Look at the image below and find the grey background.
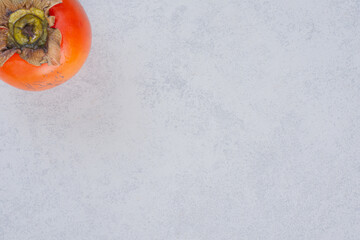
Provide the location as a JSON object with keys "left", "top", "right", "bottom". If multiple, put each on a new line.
{"left": 0, "top": 0, "right": 359, "bottom": 239}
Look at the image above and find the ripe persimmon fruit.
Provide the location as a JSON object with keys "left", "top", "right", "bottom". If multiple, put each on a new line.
{"left": 0, "top": 0, "right": 91, "bottom": 91}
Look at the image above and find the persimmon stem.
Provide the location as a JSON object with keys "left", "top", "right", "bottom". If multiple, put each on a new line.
{"left": 0, "top": 1, "right": 63, "bottom": 67}
{"left": 8, "top": 8, "right": 48, "bottom": 49}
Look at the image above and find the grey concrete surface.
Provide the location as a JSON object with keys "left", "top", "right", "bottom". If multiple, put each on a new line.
{"left": 0, "top": 0, "right": 360, "bottom": 239}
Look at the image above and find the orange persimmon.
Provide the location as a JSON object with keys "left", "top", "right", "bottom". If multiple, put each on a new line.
{"left": 0, "top": 0, "right": 91, "bottom": 91}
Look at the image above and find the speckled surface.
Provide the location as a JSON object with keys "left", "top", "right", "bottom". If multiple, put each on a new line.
{"left": 0, "top": 0, "right": 360, "bottom": 239}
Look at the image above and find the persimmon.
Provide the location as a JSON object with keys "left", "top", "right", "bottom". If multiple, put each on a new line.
{"left": 0, "top": 0, "right": 91, "bottom": 91}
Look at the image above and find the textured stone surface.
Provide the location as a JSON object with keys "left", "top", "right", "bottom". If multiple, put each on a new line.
{"left": 0, "top": 0, "right": 360, "bottom": 239}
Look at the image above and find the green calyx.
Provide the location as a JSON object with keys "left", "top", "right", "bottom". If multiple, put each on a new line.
{"left": 8, "top": 8, "right": 48, "bottom": 49}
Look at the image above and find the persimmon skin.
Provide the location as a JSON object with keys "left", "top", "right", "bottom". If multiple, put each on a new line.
{"left": 0, "top": 0, "right": 92, "bottom": 91}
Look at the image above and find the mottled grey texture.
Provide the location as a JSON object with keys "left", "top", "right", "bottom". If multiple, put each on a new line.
{"left": 0, "top": 0, "right": 359, "bottom": 239}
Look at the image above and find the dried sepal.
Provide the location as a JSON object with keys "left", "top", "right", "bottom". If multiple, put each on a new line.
{"left": 0, "top": 0, "right": 61, "bottom": 10}
{"left": 47, "top": 15, "right": 55, "bottom": 27}
{"left": 0, "top": 28, "right": 7, "bottom": 49}
{"left": 46, "top": 0, "right": 62, "bottom": 10}
{"left": 0, "top": 0, "right": 24, "bottom": 11}
{"left": 0, "top": 28, "right": 17, "bottom": 67}
{"left": 0, "top": 3, "right": 8, "bottom": 26}
{"left": 30, "top": 0, "right": 47, "bottom": 9}
{"left": 20, "top": 48, "right": 46, "bottom": 66}
{"left": 46, "top": 28, "right": 61, "bottom": 65}
{"left": 32, "top": 0, "right": 62, "bottom": 11}
{"left": 0, "top": 48, "right": 19, "bottom": 66}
